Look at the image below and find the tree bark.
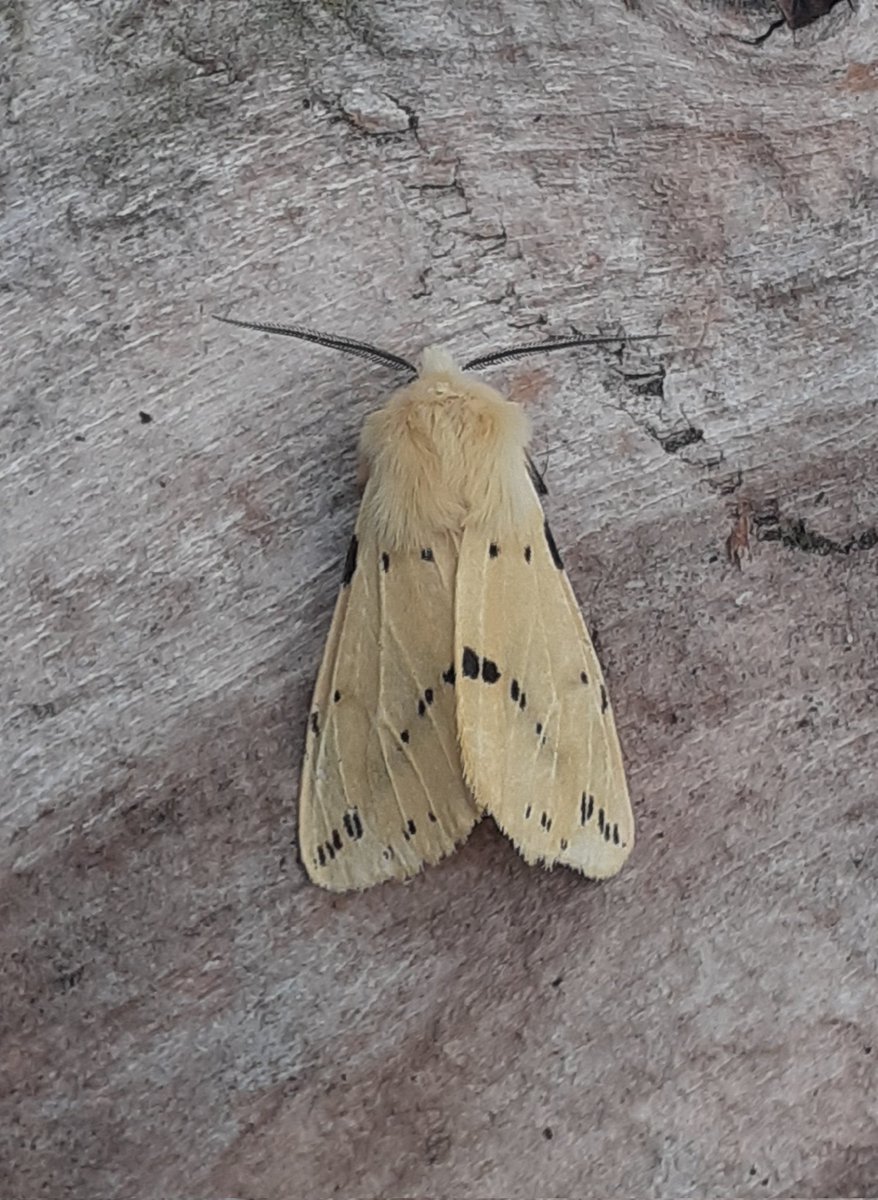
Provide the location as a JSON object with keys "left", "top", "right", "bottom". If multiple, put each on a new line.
{"left": 3, "top": 1, "right": 876, "bottom": 1197}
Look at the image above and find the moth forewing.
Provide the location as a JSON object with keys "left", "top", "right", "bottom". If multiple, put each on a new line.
{"left": 454, "top": 491, "right": 633, "bottom": 880}
{"left": 299, "top": 516, "right": 479, "bottom": 891}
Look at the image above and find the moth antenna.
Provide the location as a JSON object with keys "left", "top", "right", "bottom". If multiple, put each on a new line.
{"left": 214, "top": 315, "right": 418, "bottom": 377}
{"left": 463, "top": 333, "right": 662, "bottom": 372}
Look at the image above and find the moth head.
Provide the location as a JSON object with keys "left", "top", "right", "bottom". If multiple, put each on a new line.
{"left": 419, "top": 345, "right": 460, "bottom": 380}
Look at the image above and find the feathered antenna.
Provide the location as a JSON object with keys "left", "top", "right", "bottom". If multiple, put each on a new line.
{"left": 214, "top": 316, "right": 418, "bottom": 376}
{"left": 215, "top": 316, "right": 662, "bottom": 376}
{"left": 463, "top": 333, "right": 661, "bottom": 371}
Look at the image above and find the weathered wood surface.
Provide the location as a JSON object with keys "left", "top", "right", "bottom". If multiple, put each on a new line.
{"left": 3, "top": 1, "right": 877, "bottom": 1197}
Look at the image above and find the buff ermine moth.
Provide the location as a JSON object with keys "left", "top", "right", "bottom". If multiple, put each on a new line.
{"left": 217, "top": 316, "right": 636, "bottom": 891}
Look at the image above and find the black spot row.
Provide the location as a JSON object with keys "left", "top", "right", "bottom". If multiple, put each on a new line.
{"left": 344, "top": 534, "right": 462, "bottom": 585}
{"left": 596, "top": 804, "right": 622, "bottom": 845}
{"left": 489, "top": 541, "right": 533, "bottom": 564}
{"left": 544, "top": 520, "right": 564, "bottom": 570}
{"left": 462, "top": 647, "right": 501, "bottom": 684}
{"left": 578, "top": 793, "right": 621, "bottom": 845}
{"left": 523, "top": 805, "right": 554, "bottom": 833}
{"left": 509, "top": 679, "right": 527, "bottom": 710}
{"left": 343, "top": 809, "right": 364, "bottom": 840}
{"left": 316, "top": 808, "right": 364, "bottom": 868}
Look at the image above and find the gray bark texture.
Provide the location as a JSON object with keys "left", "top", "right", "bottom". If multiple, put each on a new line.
{"left": 3, "top": 0, "right": 877, "bottom": 1197}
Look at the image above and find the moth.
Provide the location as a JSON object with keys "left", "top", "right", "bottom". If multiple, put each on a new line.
{"left": 217, "top": 317, "right": 636, "bottom": 891}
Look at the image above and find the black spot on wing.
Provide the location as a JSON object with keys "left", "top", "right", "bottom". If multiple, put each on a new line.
{"left": 421, "top": 547, "right": 434, "bottom": 561}
{"left": 333, "top": 689, "right": 341, "bottom": 702}
{"left": 400, "top": 729, "right": 410, "bottom": 744}
{"left": 540, "top": 812, "right": 552, "bottom": 831}
{"left": 544, "top": 520, "right": 564, "bottom": 569}
{"left": 580, "top": 793, "right": 594, "bottom": 825}
{"left": 443, "top": 664, "right": 456, "bottom": 686}
{"left": 510, "top": 679, "right": 520, "bottom": 702}
{"left": 481, "top": 658, "right": 501, "bottom": 684}
{"left": 600, "top": 684, "right": 609, "bottom": 714}
{"left": 320, "top": 806, "right": 373, "bottom": 867}
{"left": 424, "top": 688, "right": 434, "bottom": 705}
{"left": 525, "top": 804, "right": 532, "bottom": 820}
{"left": 381, "top": 552, "right": 390, "bottom": 572}
{"left": 613, "top": 823, "right": 620, "bottom": 845}
{"left": 535, "top": 722, "right": 543, "bottom": 736}
{"left": 489, "top": 542, "right": 500, "bottom": 558}
{"left": 524, "top": 545, "right": 532, "bottom": 563}
{"left": 598, "top": 807, "right": 605, "bottom": 834}
{"left": 519, "top": 691, "right": 527, "bottom": 711}
{"left": 418, "top": 699, "right": 426, "bottom": 717}
{"left": 310, "top": 711, "right": 320, "bottom": 736}
{"left": 342, "top": 535, "right": 358, "bottom": 585}
{"left": 428, "top": 811, "right": 437, "bottom": 823}
{"left": 462, "top": 647, "right": 480, "bottom": 679}
{"left": 580, "top": 670, "right": 589, "bottom": 686}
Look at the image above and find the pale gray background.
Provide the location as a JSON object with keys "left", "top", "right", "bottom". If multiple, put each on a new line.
{"left": 2, "top": 1, "right": 877, "bottom": 1197}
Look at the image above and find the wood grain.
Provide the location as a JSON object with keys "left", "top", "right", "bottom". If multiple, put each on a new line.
{"left": 2, "top": 1, "right": 876, "bottom": 1196}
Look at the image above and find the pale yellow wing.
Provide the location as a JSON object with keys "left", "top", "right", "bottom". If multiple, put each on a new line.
{"left": 299, "top": 523, "right": 479, "bottom": 891}
{"left": 454, "top": 496, "right": 633, "bottom": 879}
